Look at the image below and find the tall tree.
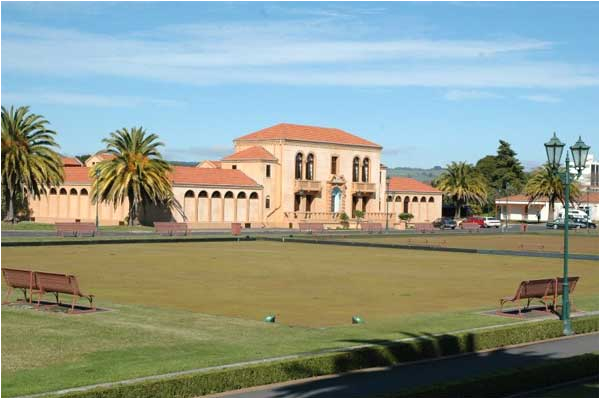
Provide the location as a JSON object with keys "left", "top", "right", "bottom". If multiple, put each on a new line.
{"left": 91, "top": 127, "right": 174, "bottom": 226}
{"left": 1, "top": 106, "right": 63, "bottom": 222}
{"left": 434, "top": 161, "right": 488, "bottom": 218}
{"left": 493, "top": 140, "right": 526, "bottom": 193}
{"left": 524, "top": 164, "right": 581, "bottom": 219}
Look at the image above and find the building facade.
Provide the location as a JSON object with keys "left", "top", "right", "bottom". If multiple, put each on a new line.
{"left": 27, "top": 123, "right": 443, "bottom": 228}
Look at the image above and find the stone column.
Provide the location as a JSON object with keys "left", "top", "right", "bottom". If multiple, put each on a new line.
{"left": 194, "top": 196, "right": 199, "bottom": 223}
{"left": 246, "top": 197, "right": 250, "bottom": 222}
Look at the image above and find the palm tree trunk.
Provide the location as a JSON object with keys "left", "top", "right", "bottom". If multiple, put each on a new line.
{"left": 128, "top": 196, "right": 136, "bottom": 227}
{"left": 455, "top": 198, "right": 462, "bottom": 218}
{"left": 4, "top": 188, "right": 15, "bottom": 223}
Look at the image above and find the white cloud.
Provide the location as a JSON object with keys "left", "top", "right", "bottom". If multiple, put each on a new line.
{"left": 520, "top": 94, "right": 562, "bottom": 103}
{"left": 444, "top": 90, "right": 503, "bottom": 101}
{"left": 1, "top": 91, "right": 185, "bottom": 108}
{"left": 1, "top": 22, "right": 596, "bottom": 89}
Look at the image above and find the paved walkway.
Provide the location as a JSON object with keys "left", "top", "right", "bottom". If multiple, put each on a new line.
{"left": 217, "top": 333, "right": 599, "bottom": 398}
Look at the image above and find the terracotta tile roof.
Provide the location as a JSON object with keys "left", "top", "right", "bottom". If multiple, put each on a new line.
{"left": 197, "top": 160, "right": 222, "bottom": 168}
{"left": 170, "top": 166, "right": 260, "bottom": 187}
{"left": 61, "top": 156, "right": 83, "bottom": 167}
{"left": 64, "top": 167, "right": 92, "bottom": 183}
{"left": 95, "top": 152, "right": 116, "bottom": 160}
{"left": 222, "top": 146, "right": 277, "bottom": 161}
{"left": 235, "top": 123, "right": 381, "bottom": 148}
{"left": 388, "top": 177, "right": 441, "bottom": 193}
{"left": 495, "top": 194, "right": 547, "bottom": 203}
{"left": 496, "top": 193, "right": 599, "bottom": 204}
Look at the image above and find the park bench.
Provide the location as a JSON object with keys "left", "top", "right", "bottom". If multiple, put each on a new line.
{"left": 407, "top": 238, "right": 447, "bottom": 247}
{"left": 361, "top": 222, "right": 383, "bottom": 233}
{"left": 553, "top": 276, "right": 580, "bottom": 312}
{"left": 231, "top": 223, "right": 242, "bottom": 236}
{"left": 414, "top": 223, "right": 435, "bottom": 233}
{"left": 55, "top": 222, "right": 97, "bottom": 237}
{"left": 154, "top": 222, "right": 188, "bottom": 236}
{"left": 35, "top": 271, "right": 95, "bottom": 313}
{"left": 2, "top": 268, "right": 38, "bottom": 304}
{"left": 499, "top": 278, "right": 556, "bottom": 315}
{"left": 461, "top": 222, "right": 481, "bottom": 232}
{"left": 298, "top": 223, "right": 324, "bottom": 234}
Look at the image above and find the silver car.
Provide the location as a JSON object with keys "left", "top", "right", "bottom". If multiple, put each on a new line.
{"left": 483, "top": 217, "right": 501, "bottom": 228}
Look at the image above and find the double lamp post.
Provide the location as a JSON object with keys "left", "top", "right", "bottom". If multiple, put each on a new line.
{"left": 543, "top": 133, "right": 590, "bottom": 336}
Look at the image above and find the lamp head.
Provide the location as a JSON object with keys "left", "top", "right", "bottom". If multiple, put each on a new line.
{"left": 569, "top": 136, "right": 590, "bottom": 173}
{"left": 544, "top": 132, "right": 565, "bottom": 169}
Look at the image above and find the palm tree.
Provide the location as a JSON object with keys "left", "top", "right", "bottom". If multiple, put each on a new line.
{"left": 435, "top": 161, "right": 488, "bottom": 218}
{"left": 524, "top": 164, "right": 581, "bottom": 220}
{"left": 91, "top": 127, "right": 173, "bottom": 226}
{"left": 1, "top": 106, "right": 63, "bottom": 223}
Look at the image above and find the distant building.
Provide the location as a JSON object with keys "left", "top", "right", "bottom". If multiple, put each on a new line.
{"left": 27, "top": 123, "right": 442, "bottom": 228}
{"left": 496, "top": 192, "right": 599, "bottom": 222}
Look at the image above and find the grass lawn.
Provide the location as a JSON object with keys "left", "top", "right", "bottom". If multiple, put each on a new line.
{"left": 527, "top": 378, "right": 599, "bottom": 397}
{"left": 1, "top": 241, "right": 598, "bottom": 396}
{"left": 1, "top": 221, "right": 154, "bottom": 232}
{"left": 325, "top": 232, "right": 599, "bottom": 255}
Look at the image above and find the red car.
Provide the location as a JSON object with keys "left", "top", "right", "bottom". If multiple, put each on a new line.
{"left": 463, "top": 216, "right": 485, "bottom": 228}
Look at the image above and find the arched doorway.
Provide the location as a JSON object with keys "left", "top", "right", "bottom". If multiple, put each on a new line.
{"left": 331, "top": 187, "right": 342, "bottom": 213}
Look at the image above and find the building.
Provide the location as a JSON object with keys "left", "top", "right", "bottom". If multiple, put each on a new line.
{"left": 27, "top": 123, "right": 443, "bottom": 228}
{"left": 496, "top": 193, "right": 599, "bottom": 223}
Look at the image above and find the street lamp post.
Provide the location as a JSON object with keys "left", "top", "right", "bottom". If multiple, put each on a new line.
{"left": 95, "top": 169, "right": 100, "bottom": 229}
{"left": 544, "top": 133, "right": 590, "bottom": 336}
{"left": 385, "top": 176, "right": 390, "bottom": 233}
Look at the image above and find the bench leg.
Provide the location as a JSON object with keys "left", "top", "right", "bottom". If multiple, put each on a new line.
{"left": 2, "top": 286, "right": 14, "bottom": 305}
{"left": 69, "top": 295, "right": 78, "bottom": 313}
{"left": 88, "top": 296, "right": 95, "bottom": 311}
{"left": 55, "top": 292, "right": 60, "bottom": 306}
{"left": 36, "top": 291, "right": 44, "bottom": 309}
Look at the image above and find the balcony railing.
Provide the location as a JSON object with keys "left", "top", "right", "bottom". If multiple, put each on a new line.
{"left": 294, "top": 180, "right": 322, "bottom": 193}
{"left": 352, "top": 182, "right": 377, "bottom": 193}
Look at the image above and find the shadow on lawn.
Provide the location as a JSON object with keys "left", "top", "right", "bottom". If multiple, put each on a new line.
{"left": 258, "top": 332, "right": 570, "bottom": 398}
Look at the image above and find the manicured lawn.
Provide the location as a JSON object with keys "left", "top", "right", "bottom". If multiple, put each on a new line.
{"left": 1, "top": 241, "right": 598, "bottom": 396}
{"left": 1, "top": 221, "right": 154, "bottom": 232}
{"left": 326, "top": 232, "right": 599, "bottom": 254}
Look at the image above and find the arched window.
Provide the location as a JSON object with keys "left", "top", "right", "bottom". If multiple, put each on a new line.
{"left": 386, "top": 195, "right": 393, "bottom": 202}
{"left": 49, "top": 188, "right": 57, "bottom": 195}
{"left": 211, "top": 191, "right": 221, "bottom": 198}
{"left": 69, "top": 188, "right": 78, "bottom": 195}
{"left": 306, "top": 153, "right": 314, "bottom": 180}
{"left": 198, "top": 191, "right": 208, "bottom": 198}
{"left": 403, "top": 197, "right": 409, "bottom": 213}
{"left": 80, "top": 188, "right": 88, "bottom": 195}
{"left": 249, "top": 192, "right": 259, "bottom": 199}
{"left": 295, "top": 153, "right": 303, "bottom": 180}
{"left": 352, "top": 157, "right": 360, "bottom": 182}
{"left": 420, "top": 196, "right": 427, "bottom": 202}
{"left": 237, "top": 192, "right": 246, "bottom": 199}
{"left": 184, "top": 190, "right": 194, "bottom": 198}
{"left": 395, "top": 196, "right": 402, "bottom": 203}
{"left": 265, "top": 196, "right": 271, "bottom": 209}
{"left": 362, "top": 158, "right": 370, "bottom": 182}
{"left": 224, "top": 191, "right": 234, "bottom": 199}
{"left": 428, "top": 197, "right": 435, "bottom": 202}
{"left": 412, "top": 196, "right": 419, "bottom": 202}
{"left": 59, "top": 188, "right": 67, "bottom": 195}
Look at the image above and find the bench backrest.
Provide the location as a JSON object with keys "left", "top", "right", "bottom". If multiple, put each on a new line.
{"left": 2, "top": 268, "right": 38, "bottom": 290}
{"left": 518, "top": 279, "right": 554, "bottom": 299}
{"left": 35, "top": 272, "right": 79, "bottom": 296}
{"left": 56, "top": 223, "right": 96, "bottom": 231}
{"left": 361, "top": 222, "right": 382, "bottom": 232}
{"left": 462, "top": 223, "right": 480, "bottom": 230}
{"left": 553, "top": 276, "right": 579, "bottom": 296}
{"left": 154, "top": 222, "right": 188, "bottom": 232}
{"left": 414, "top": 223, "right": 433, "bottom": 231}
{"left": 299, "top": 223, "right": 324, "bottom": 233}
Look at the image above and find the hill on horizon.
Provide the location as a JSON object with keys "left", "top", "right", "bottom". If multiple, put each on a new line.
{"left": 387, "top": 166, "right": 445, "bottom": 184}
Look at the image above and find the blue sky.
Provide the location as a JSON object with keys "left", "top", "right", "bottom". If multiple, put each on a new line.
{"left": 2, "top": 1, "right": 598, "bottom": 168}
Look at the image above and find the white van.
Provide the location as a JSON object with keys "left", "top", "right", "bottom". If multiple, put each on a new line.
{"left": 558, "top": 209, "right": 589, "bottom": 220}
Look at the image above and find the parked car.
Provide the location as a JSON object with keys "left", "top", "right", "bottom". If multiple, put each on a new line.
{"left": 546, "top": 218, "right": 588, "bottom": 230}
{"left": 432, "top": 217, "right": 457, "bottom": 230}
{"left": 572, "top": 217, "right": 597, "bottom": 229}
{"left": 482, "top": 216, "right": 501, "bottom": 228}
{"left": 463, "top": 216, "right": 485, "bottom": 228}
{"left": 558, "top": 209, "right": 589, "bottom": 220}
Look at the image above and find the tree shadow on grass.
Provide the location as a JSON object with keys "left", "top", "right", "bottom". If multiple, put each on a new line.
{"left": 243, "top": 332, "right": 589, "bottom": 398}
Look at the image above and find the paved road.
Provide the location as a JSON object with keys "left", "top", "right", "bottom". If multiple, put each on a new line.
{"left": 1, "top": 223, "right": 547, "bottom": 238}
{"left": 218, "top": 333, "right": 599, "bottom": 398}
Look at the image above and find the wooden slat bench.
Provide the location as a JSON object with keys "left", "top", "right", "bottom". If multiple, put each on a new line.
{"left": 154, "top": 222, "right": 188, "bottom": 236}
{"left": 518, "top": 243, "right": 545, "bottom": 251}
{"left": 35, "top": 272, "right": 95, "bottom": 313}
{"left": 461, "top": 222, "right": 481, "bottom": 232}
{"left": 361, "top": 222, "right": 383, "bottom": 233}
{"left": 500, "top": 278, "right": 556, "bottom": 315}
{"left": 231, "top": 223, "right": 242, "bottom": 236}
{"left": 298, "top": 223, "right": 325, "bottom": 234}
{"left": 55, "top": 222, "right": 97, "bottom": 237}
{"left": 414, "top": 223, "right": 435, "bottom": 233}
{"left": 499, "top": 276, "right": 580, "bottom": 316}
{"left": 2, "top": 268, "right": 38, "bottom": 304}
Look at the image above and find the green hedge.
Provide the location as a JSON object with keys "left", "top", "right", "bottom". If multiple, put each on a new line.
{"left": 396, "top": 353, "right": 599, "bottom": 397}
{"left": 62, "top": 316, "right": 598, "bottom": 398}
